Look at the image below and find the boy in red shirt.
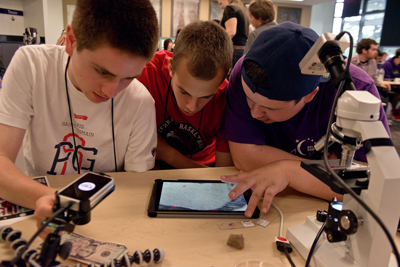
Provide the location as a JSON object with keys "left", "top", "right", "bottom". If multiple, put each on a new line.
{"left": 138, "top": 21, "right": 234, "bottom": 168}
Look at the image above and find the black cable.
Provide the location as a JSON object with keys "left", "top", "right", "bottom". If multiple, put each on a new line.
{"left": 322, "top": 31, "right": 400, "bottom": 266}
{"left": 111, "top": 99, "right": 117, "bottom": 172}
{"left": 65, "top": 57, "right": 117, "bottom": 173}
{"left": 65, "top": 57, "right": 81, "bottom": 174}
{"left": 283, "top": 247, "right": 296, "bottom": 267}
{"left": 9, "top": 201, "right": 74, "bottom": 265}
{"left": 305, "top": 221, "right": 326, "bottom": 267}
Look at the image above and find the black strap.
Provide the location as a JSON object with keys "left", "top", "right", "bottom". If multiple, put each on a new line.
{"left": 363, "top": 138, "right": 394, "bottom": 154}
{"left": 333, "top": 70, "right": 354, "bottom": 89}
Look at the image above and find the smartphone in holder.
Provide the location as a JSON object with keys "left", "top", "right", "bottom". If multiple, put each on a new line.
{"left": 56, "top": 172, "right": 115, "bottom": 219}
{"left": 147, "top": 179, "right": 260, "bottom": 219}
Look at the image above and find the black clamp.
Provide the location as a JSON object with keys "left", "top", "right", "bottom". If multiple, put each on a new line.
{"left": 363, "top": 138, "right": 394, "bottom": 154}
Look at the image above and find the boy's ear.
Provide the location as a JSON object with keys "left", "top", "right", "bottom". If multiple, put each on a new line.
{"left": 65, "top": 25, "right": 76, "bottom": 56}
{"left": 167, "top": 57, "right": 173, "bottom": 77}
{"left": 303, "top": 87, "right": 319, "bottom": 103}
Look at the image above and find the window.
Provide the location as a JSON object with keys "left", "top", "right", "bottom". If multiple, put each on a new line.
{"left": 362, "top": 13, "right": 384, "bottom": 42}
{"left": 332, "top": 0, "right": 387, "bottom": 57}
{"left": 332, "top": 0, "right": 344, "bottom": 34}
{"left": 365, "top": 0, "right": 386, "bottom": 12}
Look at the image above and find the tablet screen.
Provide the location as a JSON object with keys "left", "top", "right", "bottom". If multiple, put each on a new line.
{"left": 159, "top": 181, "right": 247, "bottom": 212}
{"left": 148, "top": 179, "right": 260, "bottom": 218}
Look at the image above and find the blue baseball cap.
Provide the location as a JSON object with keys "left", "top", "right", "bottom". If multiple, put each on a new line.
{"left": 241, "top": 22, "right": 322, "bottom": 101}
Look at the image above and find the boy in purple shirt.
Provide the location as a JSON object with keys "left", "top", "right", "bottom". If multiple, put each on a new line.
{"left": 381, "top": 48, "right": 400, "bottom": 120}
{"left": 220, "top": 22, "right": 390, "bottom": 218}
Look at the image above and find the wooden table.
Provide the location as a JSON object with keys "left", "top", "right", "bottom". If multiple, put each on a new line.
{"left": 0, "top": 167, "right": 398, "bottom": 266}
{"left": 384, "top": 80, "right": 400, "bottom": 92}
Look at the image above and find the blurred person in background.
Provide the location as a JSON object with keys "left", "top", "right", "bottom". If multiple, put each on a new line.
{"left": 381, "top": 48, "right": 400, "bottom": 120}
{"left": 163, "top": 38, "right": 173, "bottom": 52}
{"left": 218, "top": 0, "right": 249, "bottom": 78}
{"left": 244, "top": 0, "right": 276, "bottom": 54}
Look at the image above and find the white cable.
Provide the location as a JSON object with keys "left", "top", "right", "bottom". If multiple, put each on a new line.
{"left": 271, "top": 202, "right": 283, "bottom": 237}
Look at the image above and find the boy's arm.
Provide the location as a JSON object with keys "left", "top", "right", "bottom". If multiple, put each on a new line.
{"left": 215, "top": 132, "right": 233, "bottom": 167}
{"left": 0, "top": 123, "right": 55, "bottom": 209}
{"left": 229, "top": 141, "right": 301, "bottom": 171}
{"left": 215, "top": 151, "right": 234, "bottom": 167}
{"left": 156, "top": 135, "right": 207, "bottom": 168}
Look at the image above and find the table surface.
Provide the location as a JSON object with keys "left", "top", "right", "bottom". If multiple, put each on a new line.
{"left": 383, "top": 80, "right": 400, "bottom": 86}
{"left": 0, "top": 167, "right": 399, "bottom": 266}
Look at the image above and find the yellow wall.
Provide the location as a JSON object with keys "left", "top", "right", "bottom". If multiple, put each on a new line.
{"left": 161, "top": 0, "right": 171, "bottom": 37}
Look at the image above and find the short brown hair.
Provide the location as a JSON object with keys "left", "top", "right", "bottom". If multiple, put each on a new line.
{"left": 356, "top": 38, "right": 378, "bottom": 55}
{"left": 172, "top": 21, "right": 233, "bottom": 80}
{"left": 249, "top": 0, "right": 275, "bottom": 23}
{"left": 72, "top": 0, "right": 159, "bottom": 60}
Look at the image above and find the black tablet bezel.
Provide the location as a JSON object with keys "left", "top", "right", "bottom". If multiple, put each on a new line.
{"left": 147, "top": 179, "right": 260, "bottom": 219}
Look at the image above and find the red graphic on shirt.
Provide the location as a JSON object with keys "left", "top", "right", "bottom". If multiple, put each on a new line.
{"left": 74, "top": 114, "right": 88, "bottom": 120}
{"left": 61, "top": 133, "right": 85, "bottom": 174}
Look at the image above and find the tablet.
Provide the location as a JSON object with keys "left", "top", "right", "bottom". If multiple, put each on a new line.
{"left": 147, "top": 179, "right": 260, "bottom": 218}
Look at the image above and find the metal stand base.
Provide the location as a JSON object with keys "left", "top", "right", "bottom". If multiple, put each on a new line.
{"left": 286, "top": 216, "right": 397, "bottom": 267}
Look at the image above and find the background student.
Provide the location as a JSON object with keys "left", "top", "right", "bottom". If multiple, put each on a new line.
{"left": 351, "top": 38, "right": 391, "bottom": 91}
{"left": 0, "top": 0, "right": 159, "bottom": 212}
{"left": 381, "top": 48, "right": 400, "bottom": 120}
{"left": 244, "top": 0, "right": 276, "bottom": 54}
{"left": 219, "top": 22, "right": 390, "bottom": 217}
{"left": 138, "top": 21, "right": 234, "bottom": 169}
{"left": 218, "top": 0, "right": 249, "bottom": 77}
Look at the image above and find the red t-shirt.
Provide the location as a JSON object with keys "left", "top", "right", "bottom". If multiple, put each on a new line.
{"left": 137, "top": 50, "right": 229, "bottom": 166}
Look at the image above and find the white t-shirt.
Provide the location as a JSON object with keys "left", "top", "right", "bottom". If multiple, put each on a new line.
{"left": 0, "top": 45, "right": 157, "bottom": 176}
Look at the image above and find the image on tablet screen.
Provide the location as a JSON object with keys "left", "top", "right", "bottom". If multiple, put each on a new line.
{"left": 158, "top": 182, "right": 247, "bottom": 212}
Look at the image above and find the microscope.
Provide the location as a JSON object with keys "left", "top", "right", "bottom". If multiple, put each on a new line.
{"left": 286, "top": 33, "right": 400, "bottom": 267}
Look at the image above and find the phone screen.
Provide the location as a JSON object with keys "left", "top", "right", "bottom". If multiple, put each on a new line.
{"left": 58, "top": 173, "right": 112, "bottom": 200}
{"left": 158, "top": 181, "right": 247, "bottom": 212}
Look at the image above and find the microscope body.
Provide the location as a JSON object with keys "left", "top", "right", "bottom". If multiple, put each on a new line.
{"left": 336, "top": 90, "right": 400, "bottom": 267}
{"left": 287, "top": 90, "right": 400, "bottom": 267}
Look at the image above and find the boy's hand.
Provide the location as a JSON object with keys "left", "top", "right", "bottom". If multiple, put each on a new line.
{"left": 34, "top": 194, "right": 56, "bottom": 239}
{"left": 220, "top": 160, "right": 290, "bottom": 218}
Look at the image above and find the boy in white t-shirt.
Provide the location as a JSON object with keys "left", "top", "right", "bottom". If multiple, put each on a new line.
{"left": 0, "top": 0, "right": 159, "bottom": 217}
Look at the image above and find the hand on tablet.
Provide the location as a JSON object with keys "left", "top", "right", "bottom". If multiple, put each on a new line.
{"left": 220, "top": 160, "right": 290, "bottom": 218}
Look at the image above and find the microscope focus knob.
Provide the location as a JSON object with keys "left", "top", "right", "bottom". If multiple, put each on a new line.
{"left": 326, "top": 230, "right": 347, "bottom": 243}
{"left": 338, "top": 210, "right": 362, "bottom": 235}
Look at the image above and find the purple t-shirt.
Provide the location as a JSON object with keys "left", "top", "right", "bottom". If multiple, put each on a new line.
{"left": 221, "top": 56, "right": 391, "bottom": 162}
{"left": 381, "top": 57, "right": 400, "bottom": 78}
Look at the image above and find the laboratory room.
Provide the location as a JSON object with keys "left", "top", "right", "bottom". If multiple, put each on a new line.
{"left": 0, "top": 0, "right": 400, "bottom": 266}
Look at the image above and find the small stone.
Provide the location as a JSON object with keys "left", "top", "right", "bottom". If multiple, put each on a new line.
{"left": 227, "top": 234, "right": 244, "bottom": 249}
